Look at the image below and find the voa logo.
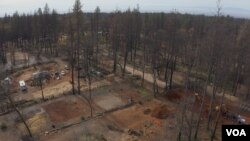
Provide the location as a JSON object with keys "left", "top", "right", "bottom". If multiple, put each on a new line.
{"left": 226, "top": 129, "right": 246, "bottom": 136}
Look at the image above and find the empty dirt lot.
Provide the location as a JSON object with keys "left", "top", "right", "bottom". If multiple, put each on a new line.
{"left": 1, "top": 59, "right": 250, "bottom": 141}
{"left": 39, "top": 99, "right": 178, "bottom": 141}
{"left": 43, "top": 98, "right": 91, "bottom": 124}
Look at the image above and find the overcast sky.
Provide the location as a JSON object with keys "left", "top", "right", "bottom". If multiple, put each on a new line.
{"left": 1, "top": 0, "right": 250, "bottom": 18}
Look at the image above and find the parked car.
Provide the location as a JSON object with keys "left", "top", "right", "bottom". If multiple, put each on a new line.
{"left": 61, "top": 70, "right": 66, "bottom": 76}
{"left": 64, "top": 65, "right": 69, "bottom": 70}
{"left": 54, "top": 72, "right": 60, "bottom": 80}
{"left": 3, "top": 77, "right": 12, "bottom": 85}
{"left": 19, "top": 80, "right": 27, "bottom": 91}
{"left": 237, "top": 115, "right": 246, "bottom": 124}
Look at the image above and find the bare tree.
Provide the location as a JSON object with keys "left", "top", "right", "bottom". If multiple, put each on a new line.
{"left": 110, "top": 11, "right": 121, "bottom": 73}
{"left": 1, "top": 83, "right": 33, "bottom": 138}
{"left": 68, "top": 15, "right": 76, "bottom": 95}
{"left": 92, "top": 6, "right": 100, "bottom": 65}
{"left": 72, "top": 0, "right": 84, "bottom": 95}
{"left": 39, "top": 77, "right": 45, "bottom": 101}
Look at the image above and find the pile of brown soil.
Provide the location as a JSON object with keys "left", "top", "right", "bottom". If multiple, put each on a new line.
{"left": 151, "top": 104, "right": 172, "bottom": 119}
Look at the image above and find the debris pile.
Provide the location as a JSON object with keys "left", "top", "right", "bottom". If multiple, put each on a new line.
{"left": 128, "top": 129, "right": 143, "bottom": 137}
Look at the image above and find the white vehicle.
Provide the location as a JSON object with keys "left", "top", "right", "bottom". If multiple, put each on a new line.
{"left": 4, "top": 77, "right": 12, "bottom": 85}
{"left": 61, "top": 71, "right": 65, "bottom": 76}
{"left": 237, "top": 115, "right": 246, "bottom": 124}
{"left": 64, "top": 65, "right": 69, "bottom": 70}
{"left": 19, "top": 80, "right": 27, "bottom": 91}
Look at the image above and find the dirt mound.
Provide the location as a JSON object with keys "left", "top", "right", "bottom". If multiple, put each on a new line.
{"left": 151, "top": 104, "right": 172, "bottom": 119}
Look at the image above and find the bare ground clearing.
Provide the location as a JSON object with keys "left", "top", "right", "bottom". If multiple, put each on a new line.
{"left": 1, "top": 54, "right": 250, "bottom": 141}
{"left": 95, "top": 94, "right": 124, "bottom": 111}
{"left": 43, "top": 98, "right": 90, "bottom": 124}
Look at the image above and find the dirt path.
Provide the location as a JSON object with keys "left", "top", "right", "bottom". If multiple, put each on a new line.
{"left": 125, "top": 65, "right": 165, "bottom": 88}
{"left": 125, "top": 64, "right": 239, "bottom": 103}
{"left": 125, "top": 64, "right": 184, "bottom": 88}
{"left": 13, "top": 79, "right": 112, "bottom": 102}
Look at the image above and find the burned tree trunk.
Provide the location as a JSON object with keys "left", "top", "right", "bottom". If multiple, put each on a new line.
{"left": 1, "top": 85, "right": 33, "bottom": 138}
{"left": 39, "top": 78, "right": 45, "bottom": 101}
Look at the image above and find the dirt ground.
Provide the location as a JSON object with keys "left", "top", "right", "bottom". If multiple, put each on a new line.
{"left": 39, "top": 99, "right": 177, "bottom": 141}
{"left": 109, "top": 99, "right": 173, "bottom": 130}
{"left": 11, "top": 61, "right": 68, "bottom": 90}
{"left": 2, "top": 52, "right": 250, "bottom": 141}
{"left": 95, "top": 94, "right": 124, "bottom": 111}
{"left": 2, "top": 78, "right": 249, "bottom": 141}
{"left": 9, "top": 60, "right": 114, "bottom": 102}
{"left": 151, "top": 104, "right": 174, "bottom": 119}
{"left": 43, "top": 98, "right": 91, "bottom": 124}
{"left": 37, "top": 77, "right": 250, "bottom": 141}
{"left": 17, "top": 113, "right": 50, "bottom": 135}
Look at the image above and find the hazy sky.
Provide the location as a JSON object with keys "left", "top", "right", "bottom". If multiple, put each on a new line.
{"left": 1, "top": 0, "right": 250, "bottom": 18}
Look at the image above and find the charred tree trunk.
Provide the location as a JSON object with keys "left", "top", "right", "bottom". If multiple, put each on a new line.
{"left": 39, "top": 78, "right": 45, "bottom": 101}
{"left": 169, "top": 56, "right": 177, "bottom": 89}
{"left": 71, "top": 43, "right": 75, "bottom": 95}
{"left": 112, "top": 37, "right": 119, "bottom": 73}
{"left": 194, "top": 68, "right": 212, "bottom": 140}
{"left": 87, "top": 73, "right": 93, "bottom": 117}
{"left": 77, "top": 34, "right": 81, "bottom": 95}
{"left": 164, "top": 54, "right": 170, "bottom": 91}
{"left": 232, "top": 68, "right": 241, "bottom": 96}
{"left": 122, "top": 44, "right": 129, "bottom": 77}
{"left": 141, "top": 42, "right": 146, "bottom": 86}
{"left": 4, "top": 90, "right": 33, "bottom": 138}
{"left": 207, "top": 85, "right": 217, "bottom": 130}
{"left": 211, "top": 90, "right": 225, "bottom": 141}
{"left": 152, "top": 68, "right": 158, "bottom": 97}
